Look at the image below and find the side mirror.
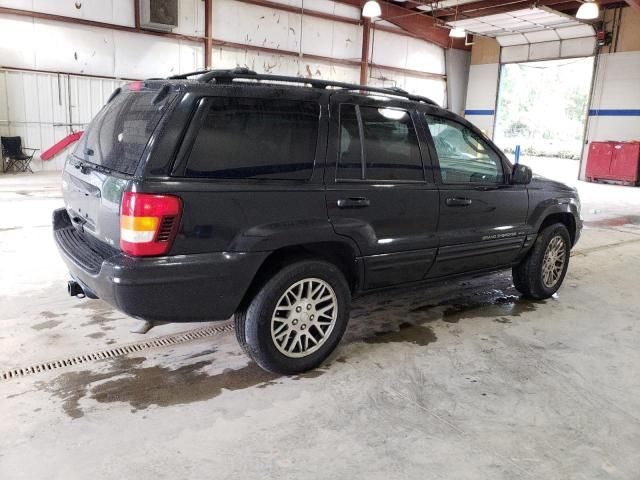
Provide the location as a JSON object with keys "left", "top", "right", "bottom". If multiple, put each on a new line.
{"left": 511, "top": 164, "right": 532, "bottom": 185}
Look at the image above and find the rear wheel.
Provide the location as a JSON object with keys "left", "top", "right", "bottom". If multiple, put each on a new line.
{"left": 512, "top": 223, "right": 571, "bottom": 300}
{"left": 235, "top": 260, "right": 351, "bottom": 374}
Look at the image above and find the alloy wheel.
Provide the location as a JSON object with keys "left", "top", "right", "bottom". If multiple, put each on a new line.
{"left": 542, "top": 235, "right": 566, "bottom": 288}
{"left": 270, "top": 278, "right": 338, "bottom": 358}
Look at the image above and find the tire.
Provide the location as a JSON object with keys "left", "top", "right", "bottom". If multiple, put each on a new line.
{"left": 512, "top": 222, "right": 571, "bottom": 300}
{"left": 234, "top": 259, "right": 351, "bottom": 375}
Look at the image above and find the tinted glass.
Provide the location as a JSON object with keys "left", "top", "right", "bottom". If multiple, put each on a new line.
{"left": 185, "top": 98, "right": 319, "bottom": 180}
{"left": 74, "top": 91, "right": 173, "bottom": 176}
{"left": 360, "top": 107, "right": 424, "bottom": 182}
{"left": 424, "top": 115, "right": 503, "bottom": 185}
{"left": 337, "top": 104, "right": 363, "bottom": 180}
{"left": 337, "top": 105, "right": 424, "bottom": 182}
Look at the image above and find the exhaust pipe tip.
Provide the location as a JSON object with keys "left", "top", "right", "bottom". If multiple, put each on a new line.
{"left": 67, "top": 280, "right": 85, "bottom": 298}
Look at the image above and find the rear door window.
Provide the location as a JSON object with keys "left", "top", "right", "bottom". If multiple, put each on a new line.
{"left": 74, "top": 91, "right": 173, "bottom": 175}
{"left": 337, "top": 104, "right": 424, "bottom": 182}
{"left": 185, "top": 97, "right": 320, "bottom": 180}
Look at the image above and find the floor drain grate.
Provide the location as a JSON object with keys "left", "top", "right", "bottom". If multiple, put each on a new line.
{"left": 1, "top": 322, "right": 234, "bottom": 381}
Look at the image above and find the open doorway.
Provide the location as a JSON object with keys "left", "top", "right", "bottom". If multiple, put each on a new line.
{"left": 494, "top": 57, "right": 595, "bottom": 183}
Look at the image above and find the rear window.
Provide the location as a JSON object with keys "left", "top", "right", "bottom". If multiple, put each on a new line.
{"left": 184, "top": 97, "right": 319, "bottom": 180}
{"left": 73, "top": 90, "right": 173, "bottom": 175}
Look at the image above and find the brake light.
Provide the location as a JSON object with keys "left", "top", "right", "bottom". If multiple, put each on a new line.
{"left": 120, "top": 192, "right": 182, "bottom": 256}
{"left": 128, "top": 81, "right": 144, "bottom": 91}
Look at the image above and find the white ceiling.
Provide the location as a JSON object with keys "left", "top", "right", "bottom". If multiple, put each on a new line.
{"left": 446, "top": 7, "right": 595, "bottom": 46}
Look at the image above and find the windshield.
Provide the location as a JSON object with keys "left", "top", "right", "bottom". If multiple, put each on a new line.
{"left": 73, "top": 90, "right": 174, "bottom": 175}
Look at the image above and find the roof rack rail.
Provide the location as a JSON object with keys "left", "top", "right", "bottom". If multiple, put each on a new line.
{"left": 167, "top": 69, "right": 214, "bottom": 80}
{"left": 171, "top": 68, "right": 438, "bottom": 106}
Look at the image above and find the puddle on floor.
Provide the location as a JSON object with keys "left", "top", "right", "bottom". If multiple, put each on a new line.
{"left": 346, "top": 281, "right": 541, "bottom": 346}
{"left": 31, "top": 319, "right": 63, "bottom": 331}
{"left": 85, "top": 332, "right": 106, "bottom": 339}
{"left": 39, "top": 274, "right": 543, "bottom": 418}
{"left": 41, "top": 356, "right": 282, "bottom": 418}
{"left": 585, "top": 215, "right": 640, "bottom": 228}
{"left": 363, "top": 323, "right": 437, "bottom": 346}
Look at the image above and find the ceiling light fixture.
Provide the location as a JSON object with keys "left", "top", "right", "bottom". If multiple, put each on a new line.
{"left": 576, "top": 0, "right": 599, "bottom": 20}
{"left": 362, "top": 0, "right": 382, "bottom": 19}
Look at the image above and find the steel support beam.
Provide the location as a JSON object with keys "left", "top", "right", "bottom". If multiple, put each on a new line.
{"left": 211, "top": 38, "right": 445, "bottom": 79}
{"left": 134, "top": 0, "right": 140, "bottom": 29}
{"left": 334, "top": 0, "right": 457, "bottom": 49}
{"left": 204, "top": 0, "right": 212, "bottom": 68}
{"left": 235, "top": 0, "right": 360, "bottom": 25}
{"left": 360, "top": 18, "right": 371, "bottom": 85}
{"left": 625, "top": 0, "right": 640, "bottom": 10}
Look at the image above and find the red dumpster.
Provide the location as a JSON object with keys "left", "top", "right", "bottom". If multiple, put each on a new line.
{"left": 586, "top": 141, "right": 640, "bottom": 186}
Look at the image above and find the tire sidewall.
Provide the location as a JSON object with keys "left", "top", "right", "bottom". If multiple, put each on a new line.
{"left": 532, "top": 224, "right": 571, "bottom": 297}
{"left": 244, "top": 260, "right": 350, "bottom": 374}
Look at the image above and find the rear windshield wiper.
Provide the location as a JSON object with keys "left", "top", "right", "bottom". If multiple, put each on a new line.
{"left": 73, "top": 158, "right": 113, "bottom": 175}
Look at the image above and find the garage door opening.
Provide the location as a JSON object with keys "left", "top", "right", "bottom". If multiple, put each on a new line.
{"left": 494, "top": 57, "right": 595, "bottom": 179}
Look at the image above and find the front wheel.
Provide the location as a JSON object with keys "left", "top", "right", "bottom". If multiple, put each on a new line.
{"left": 513, "top": 223, "right": 571, "bottom": 300}
{"left": 235, "top": 260, "right": 351, "bottom": 374}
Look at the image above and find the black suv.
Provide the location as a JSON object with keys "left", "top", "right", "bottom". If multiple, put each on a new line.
{"left": 54, "top": 69, "right": 582, "bottom": 374}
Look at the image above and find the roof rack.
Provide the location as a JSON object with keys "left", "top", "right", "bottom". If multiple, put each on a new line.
{"left": 165, "top": 67, "right": 439, "bottom": 106}
{"left": 167, "top": 69, "right": 213, "bottom": 79}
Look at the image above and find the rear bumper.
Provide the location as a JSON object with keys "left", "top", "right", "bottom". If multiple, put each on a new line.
{"left": 53, "top": 208, "right": 267, "bottom": 322}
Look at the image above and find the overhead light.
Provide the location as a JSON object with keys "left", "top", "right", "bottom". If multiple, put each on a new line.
{"left": 362, "top": 0, "right": 382, "bottom": 18}
{"left": 576, "top": 1, "right": 599, "bottom": 20}
{"left": 449, "top": 27, "right": 466, "bottom": 38}
{"left": 378, "top": 108, "right": 407, "bottom": 120}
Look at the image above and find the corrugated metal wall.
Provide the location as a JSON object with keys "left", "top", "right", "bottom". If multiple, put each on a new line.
{"left": 0, "top": 69, "right": 124, "bottom": 171}
{"left": 211, "top": 0, "right": 447, "bottom": 104}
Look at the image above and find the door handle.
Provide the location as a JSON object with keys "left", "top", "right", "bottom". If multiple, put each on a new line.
{"left": 445, "top": 197, "right": 472, "bottom": 207}
{"left": 336, "top": 197, "right": 370, "bottom": 208}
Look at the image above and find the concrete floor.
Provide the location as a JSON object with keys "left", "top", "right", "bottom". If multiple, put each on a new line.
{"left": 1, "top": 160, "right": 640, "bottom": 479}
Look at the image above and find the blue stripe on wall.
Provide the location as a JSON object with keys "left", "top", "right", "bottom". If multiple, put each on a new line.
{"left": 464, "top": 109, "right": 495, "bottom": 116}
{"left": 589, "top": 109, "right": 640, "bottom": 116}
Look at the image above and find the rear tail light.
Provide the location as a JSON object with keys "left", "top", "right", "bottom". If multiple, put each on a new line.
{"left": 120, "top": 192, "right": 182, "bottom": 256}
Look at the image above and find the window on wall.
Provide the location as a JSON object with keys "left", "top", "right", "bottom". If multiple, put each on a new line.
{"left": 424, "top": 115, "right": 504, "bottom": 185}
{"left": 185, "top": 97, "right": 319, "bottom": 180}
{"left": 337, "top": 105, "right": 424, "bottom": 182}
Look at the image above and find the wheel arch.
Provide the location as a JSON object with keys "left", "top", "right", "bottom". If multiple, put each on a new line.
{"left": 538, "top": 212, "right": 577, "bottom": 245}
{"left": 238, "top": 240, "right": 362, "bottom": 311}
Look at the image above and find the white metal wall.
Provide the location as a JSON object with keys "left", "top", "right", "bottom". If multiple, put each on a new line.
{"left": 464, "top": 63, "right": 500, "bottom": 136}
{"left": 445, "top": 48, "right": 471, "bottom": 116}
{"left": 0, "top": 0, "right": 204, "bottom": 33}
{"left": 579, "top": 50, "right": 640, "bottom": 178}
{"left": 0, "top": 69, "right": 124, "bottom": 171}
{"left": 0, "top": 14, "right": 204, "bottom": 79}
{"left": 212, "top": 0, "right": 447, "bottom": 105}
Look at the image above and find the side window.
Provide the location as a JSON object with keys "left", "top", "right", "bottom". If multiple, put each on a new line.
{"left": 185, "top": 97, "right": 319, "bottom": 180}
{"left": 337, "top": 105, "right": 424, "bottom": 182}
{"left": 424, "top": 115, "right": 503, "bottom": 185}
